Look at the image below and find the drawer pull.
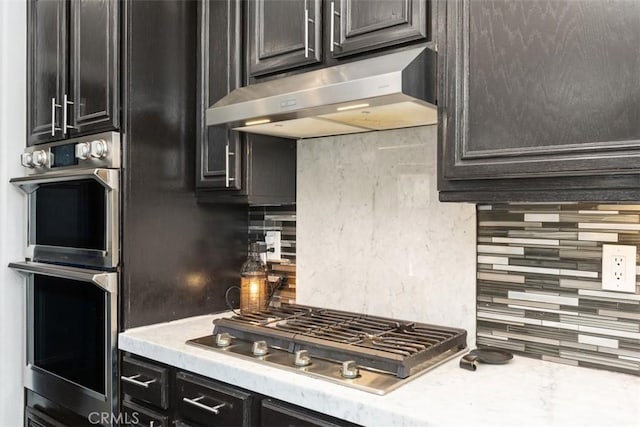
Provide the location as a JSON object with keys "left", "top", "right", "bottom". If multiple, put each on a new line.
{"left": 121, "top": 374, "right": 157, "bottom": 388}
{"left": 182, "top": 396, "right": 226, "bottom": 414}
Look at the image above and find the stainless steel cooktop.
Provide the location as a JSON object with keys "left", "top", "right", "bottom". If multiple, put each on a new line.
{"left": 187, "top": 304, "right": 467, "bottom": 395}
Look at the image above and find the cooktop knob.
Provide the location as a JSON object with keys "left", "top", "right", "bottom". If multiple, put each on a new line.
{"left": 252, "top": 340, "right": 268, "bottom": 356}
{"left": 75, "top": 142, "right": 91, "bottom": 160}
{"left": 215, "top": 332, "right": 232, "bottom": 347}
{"left": 341, "top": 360, "right": 359, "bottom": 379}
{"left": 31, "top": 150, "right": 48, "bottom": 167}
{"left": 90, "top": 139, "right": 108, "bottom": 159}
{"left": 294, "top": 350, "right": 311, "bottom": 367}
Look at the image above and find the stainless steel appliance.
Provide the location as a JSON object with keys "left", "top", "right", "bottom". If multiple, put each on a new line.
{"left": 206, "top": 45, "right": 437, "bottom": 139}
{"left": 10, "top": 131, "right": 120, "bottom": 270}
{"left": 188, "top": 304, "right": 467, "bottom": 395}
{"left": 9, "top": 131, "right": 121, "bottom": 425}
{"left": 9, "top": 261, "right": 118, "bottom": 421}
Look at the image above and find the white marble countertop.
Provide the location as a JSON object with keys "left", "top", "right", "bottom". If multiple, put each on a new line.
{"left": 119, "top": 313, "right": 640, "bottom": 427}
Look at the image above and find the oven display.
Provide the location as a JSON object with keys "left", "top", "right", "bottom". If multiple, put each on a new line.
{"left": 51, "top": 144, "right": 78, "bottom": 168}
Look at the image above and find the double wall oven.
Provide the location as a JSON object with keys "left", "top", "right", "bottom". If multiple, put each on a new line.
{"left": 10, "top": 131, "right": 120, "bottom": 424}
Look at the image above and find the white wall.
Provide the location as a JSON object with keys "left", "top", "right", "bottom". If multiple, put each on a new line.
{"left": 0, "top": 0, "right": 27, "bottom": 424}
{"left": 297, "top": 125, "right": 477, "bottom": 343}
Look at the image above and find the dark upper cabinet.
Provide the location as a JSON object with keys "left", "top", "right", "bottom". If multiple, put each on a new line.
{"left": 248, "top": 0, "right": 429, "bottom": 79}
{"left": 27, "top": 0, "right": 119, "bottom": 146}
{"left": 197, "top": 0, "right": 296, "bottom": 203}
{"left": 27, "top": 0, "right": 67, "bottom": 145}
{"left": 438, "top": 0, "right": 640, "bottom": 202}
{"left": 68, "top": 0, "right": 119, "bottom": 136}
{"left": 248, "top": 0, "right": 322, "bottom": 77}
{"left": 197, "top": 0, "right": 242, "bottom": 190}
{"left": 329, "top": 0, "right": 428, "bottom": 58}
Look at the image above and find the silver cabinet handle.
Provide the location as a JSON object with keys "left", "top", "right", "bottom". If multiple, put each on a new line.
{"left": 182, "top": 396, "right": 226, "bottom": 415}
{"left": 224, "top": 143, "right": 235, "bottom": 188}
{"left": 304, "top": 8, "right": 309, "bottom": 58}
{"left": 63, "top": 94, "right": 77, "bottom": 135}
{"left": 304, "top": 7, "right": 315, "bottom": 58}
{"left": 330, "top": 1, "right": 341, "bottom": 52}
{"left": 50, "top": 98, "right": 62, "bottom": 136}
{"left": 121, "top": 374, "right": 157, "bottom": 388}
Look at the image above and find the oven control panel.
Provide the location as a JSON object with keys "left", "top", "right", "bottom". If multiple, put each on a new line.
{"left": 21, "top": 131, "right": 120, "bottom": 173}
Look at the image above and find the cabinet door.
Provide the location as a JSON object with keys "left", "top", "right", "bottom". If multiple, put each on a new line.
{"left": 24, "top": 407, "right": 65, "bottom": 427}
{"left": 175, "top": 371, "right": 258, "bottom": 427}
{"left": 197, "top": 0, "right": 242, "bottom": 190}
{"left": 27, "top": 0, "right": 67, "bottom": 146}
{"left": 248, "top": 0, "right": 322, "bottom": 77}
{"left": 329, "top": 0, "right": 428, "bottom": 58}
{"left": 122, "top": 400, "right": 170, "bottom": 427}
{"left": 261, "top": 399, "right": 359, "bottom": 427}
{"left": 440, "top": 0, "right": 640, "bottom": 185}
{"left": 68, "top": 0, "right": 119, "bottom": 136}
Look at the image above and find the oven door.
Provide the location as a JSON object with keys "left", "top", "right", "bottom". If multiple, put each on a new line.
{"left": 11, "top": 169, "right": 119, "bottom": 269}
{"left": 9, "top": 261, "right": 118, "bottom": 422}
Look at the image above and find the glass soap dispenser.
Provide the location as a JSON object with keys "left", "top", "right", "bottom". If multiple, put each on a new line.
{"left": 240, "top": 242, "right": 268, "bottom": 314}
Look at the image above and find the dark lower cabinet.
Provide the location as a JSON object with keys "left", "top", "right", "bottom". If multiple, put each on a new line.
{"left": 120, "top": 353, "right": 361, "bottom": 427}
{"left": 121, "top": 355, "right": 170, "bottom": 411}
{"left": 122, "top": 400, "right": 169, "bottom": 427}
{"left": 261, "top": 399, "right": 359, "bottom": 427}
{"left": 438, "top": 0, "right": 640, "bottom": 202}
{"left": 175, "top": 371, "right": 259, "bottom": 427}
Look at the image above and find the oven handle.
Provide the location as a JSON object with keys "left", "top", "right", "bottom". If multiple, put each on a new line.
{"left": 10, "top": 168, "right": 119, "bottom": 193}
{"left": 8, "top": 261, "right": 117, "bottom": 293}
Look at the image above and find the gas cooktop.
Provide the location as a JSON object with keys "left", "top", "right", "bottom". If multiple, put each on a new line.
{"left": 187, "top": 304, "right": 467, "bottom": 395}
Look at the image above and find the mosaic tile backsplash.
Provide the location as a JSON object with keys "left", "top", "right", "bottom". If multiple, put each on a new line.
{"left": 249, "top": 205, "right": 296, "bottom": 303}
{"left": 477, "top": 203, "right": 640, "bottom": 375}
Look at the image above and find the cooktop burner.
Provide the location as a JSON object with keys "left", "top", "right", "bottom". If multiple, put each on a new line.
{"left": 187, "top": 304, "right": 467, "bottom": 394}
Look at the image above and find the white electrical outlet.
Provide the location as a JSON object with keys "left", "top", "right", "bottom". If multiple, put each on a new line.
{"left": 265, "top": 231, "right": 281, "bottom": 262}
{"left": 602, "top": 244, "right": 637, "bottom": 293}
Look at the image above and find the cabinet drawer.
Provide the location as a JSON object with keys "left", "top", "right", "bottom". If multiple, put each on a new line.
{"left": 24, "top": 407, "right": 65, "bottom": 427}
{"left": 121, "top": 355, "right": 170, "bottom": 410}
{"left": 261, "top": 399, "right": 359, "bottom": 427}
{"left": 175, "top": 371, "right": 258, "bottom": 427}
{"left": 122, "top": 400, "right": 169, "bottom": 427}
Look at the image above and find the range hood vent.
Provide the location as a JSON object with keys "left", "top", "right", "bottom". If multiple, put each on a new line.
{"left": 206, "top": 45, "right": 437, "bottom": 139}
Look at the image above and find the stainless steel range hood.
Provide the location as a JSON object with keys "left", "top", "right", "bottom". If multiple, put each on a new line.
{"left": 206, "top": 45, "right": 437, "bottom": 139}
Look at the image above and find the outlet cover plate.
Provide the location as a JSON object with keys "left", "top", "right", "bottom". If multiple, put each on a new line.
{"left": 602, "top": 244, "right": 636, "bottom": 293}
{"left": 265, "top": 231, "right": 281, "bottom": 262}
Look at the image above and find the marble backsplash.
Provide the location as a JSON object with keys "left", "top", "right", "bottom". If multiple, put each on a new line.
{"left": 296, "top": 126, "right": 477, "bottom": 340}
{"left": 477, "top": 203, "right": 640, "bottom": 375}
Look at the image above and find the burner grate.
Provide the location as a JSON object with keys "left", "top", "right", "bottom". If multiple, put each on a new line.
{"left": 213, "top": 303, "right": 467, "bottom": 379}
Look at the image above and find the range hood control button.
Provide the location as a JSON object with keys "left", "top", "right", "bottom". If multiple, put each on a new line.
{"left": 215, "top": 332, "right": 232, "bottom": 347}
{"left": 90, "top": 139, "right": 108, "bottom": 159}
{"left": 75, "top": 142, "right": 91, "bottom": 160}
{"left": 341, "top": 360, "right": 359, "bottom": 379}
{"left": 252, "top": 340, "right": 268, "bottom": 356}
{"left": 294, "top": 350, "right": 311, "bottom": 367}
